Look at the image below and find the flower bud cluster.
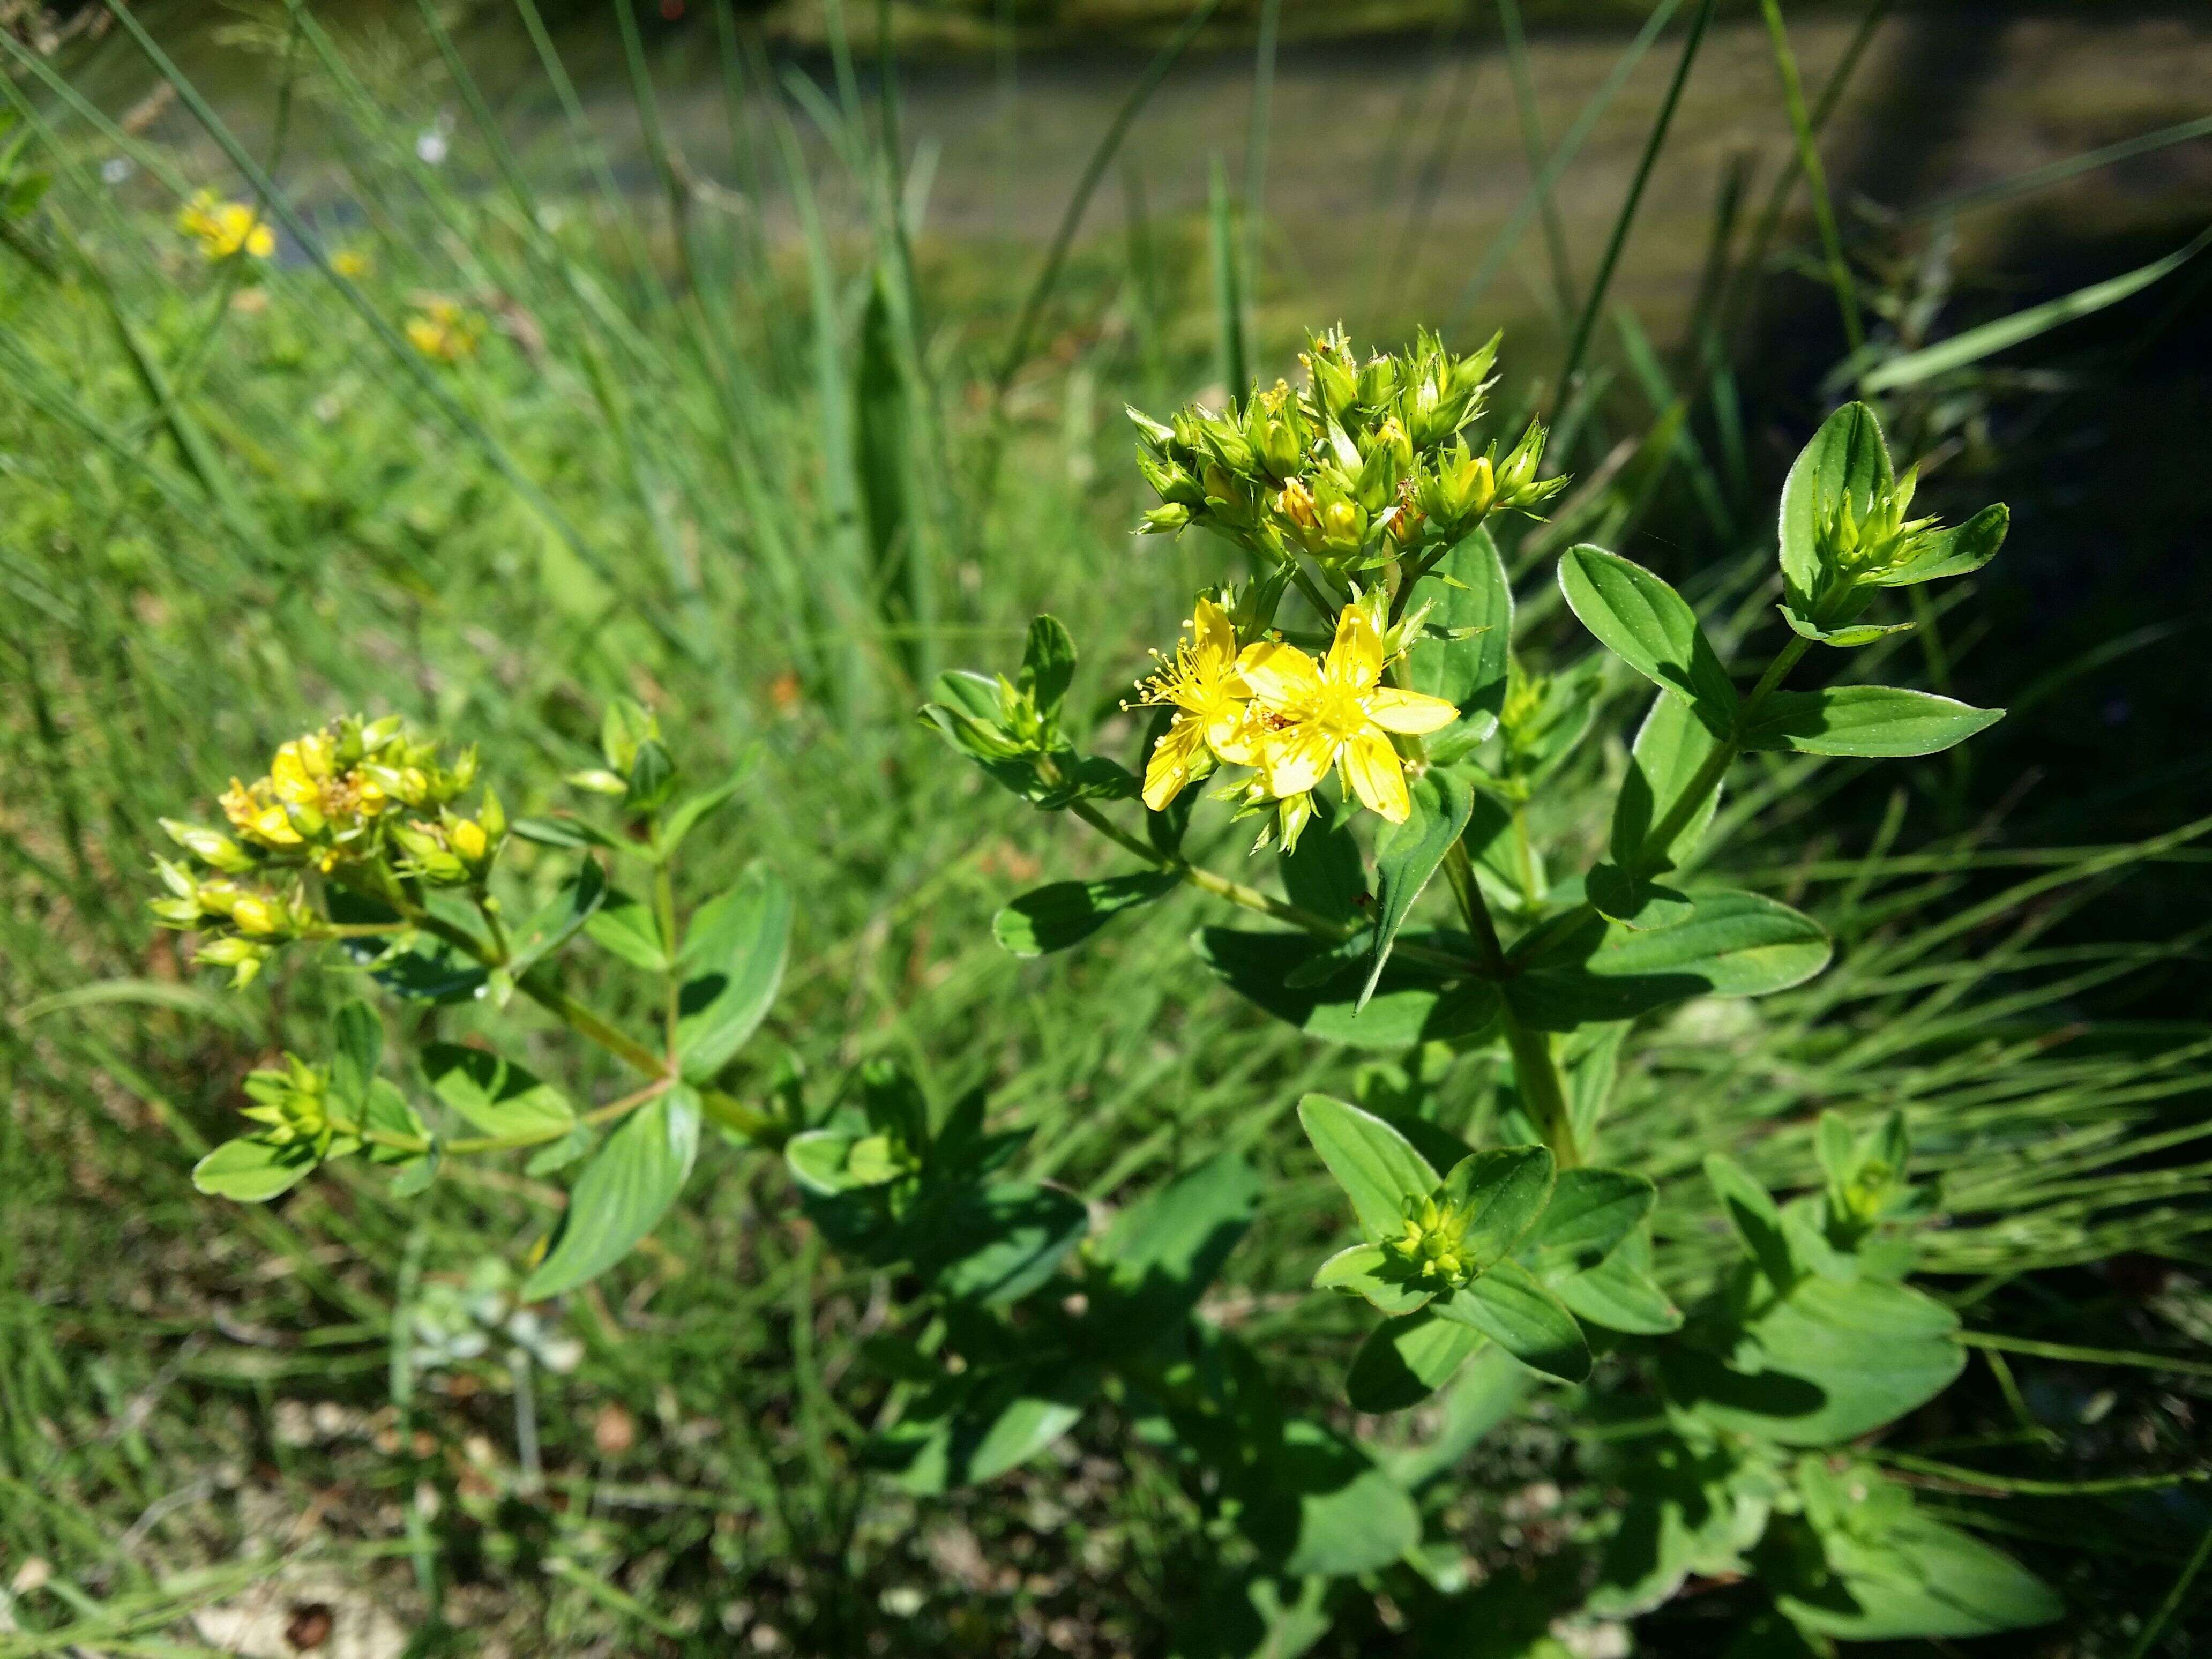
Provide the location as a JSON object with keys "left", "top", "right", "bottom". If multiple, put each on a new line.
{"left": 1381, "top": 1190, "right": 1482, "bottom": 1291}
{"left": 1131, "top": 327, "right": 1563, "bottom": 572}
{"left": 238, "top": 1053, "right": 339, "bottom": 1153}
{"left": 1817, "top": 464, "right": 1942, "bottom": 583}
{"left": 149, "top": 715, "right": 505, "bottom": 987}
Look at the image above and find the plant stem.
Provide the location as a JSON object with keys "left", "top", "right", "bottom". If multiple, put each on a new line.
{"left": 1066, "top": 798, "right": 1345, "bottom": 939}
{"left": 653, "top": 859, "right": 681, "bottom": 1052}
{"left": 1630, "top": 634, "right": 1807, "bottom": 877}
{"left": 1443, "top": 840, "right": 1580, "bottom": 1168}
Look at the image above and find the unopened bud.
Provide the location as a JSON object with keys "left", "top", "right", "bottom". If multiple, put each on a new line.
{"left": 162, "top": 819, "right": 255, "bottom": 873}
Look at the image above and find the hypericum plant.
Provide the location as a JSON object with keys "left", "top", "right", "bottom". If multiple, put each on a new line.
{"left": 920, "top": 331, "right": 2058, "bottom": 1643}
{"left": 154, "top": 704, "right": 791, "bottom": 1298}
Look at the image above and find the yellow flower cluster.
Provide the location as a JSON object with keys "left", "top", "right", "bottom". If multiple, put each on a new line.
{"left": 406, "top": 298, "right": 483, "bottom": 363}
{"left": 1138, "top": 597, "right": 1456, "bottom": 847}
{"left": 151, "top": 716, "right": 502, "bottom": 986}
{"left": 176, "top": 190, "right": 274, "bottom": 262}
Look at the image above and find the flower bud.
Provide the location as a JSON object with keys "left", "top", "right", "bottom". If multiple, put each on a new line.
{"left": 567, "top": 767, "right": 629, "bottom": 796}
{"left": 1139, "top": 503, "right": 1193, "bottom": 535}
{"left": 195, "top": 935, "right": 272, "bottom": 988}
{"left": 229, "top": 894, "right": 286, "bottom": 935}
{"left": 162, "top": 818, "right": 256, "bottom": 873}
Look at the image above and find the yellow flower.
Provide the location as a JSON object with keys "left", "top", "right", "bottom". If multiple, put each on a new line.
{"left": 406, "top": 298, "right": 482, "bottom": 363}
{"left": 1135, "top": 599, "right": 1262, "bottom": 810}
{"left": 1240, "top": 604, "right": 1458, "bottom": 823}
{"left": 177, "top": 191, "right": 275, "bottom": 261}
{"left": 330, "top": 248, "right": 372, "bottom": 280}
{"left": 221, "top": 777, "right": 303, "bottom": 848}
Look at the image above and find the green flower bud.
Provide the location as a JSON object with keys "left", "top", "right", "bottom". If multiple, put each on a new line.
{"left": 1139, "top": 502, "right": 1193, "bottom": 535}
{"left": 161, "top": 818, "right": 255, "bottom": 873}
{"left": 195, "top": 935, "right": 272, "bottom": 988}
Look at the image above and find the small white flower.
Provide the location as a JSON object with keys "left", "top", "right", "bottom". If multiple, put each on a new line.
{"left": 101, "top": 156, "right": 136, "bottom": 185}
{"left": 415, "top": 128, "right": 449, "bottom": 166}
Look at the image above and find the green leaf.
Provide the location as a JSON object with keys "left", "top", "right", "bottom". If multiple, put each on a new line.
{"left": 1522, "top": 1168, "right": 1655, "bottom": 1280}
{"left": 1345, "top": 1311, "right": 1486, "bottom": 1413}
{"left": 917, "top": 1180, "right": 1089, "bottom": 1306}
{"left": 784, "top": 1129, "right": 875, "bottom": 1196}
{"left": 523, "top": 1122, "right": 595, "bottom": 1176}
{"left": 1091, "top": 1153, "right": 1260, "bottom": 1334}
{"left": 1873, "top": 502, "right": 2008, "bottom": 587}
{"left": 506, "top": 858, "right": 608, "bottom": 976}
{"left": 330, "top": 1000, "right": 381, "bottom": 1114}
{"left": 421, "top": 1044, "right": 577, "bottom": 1140}
{"left": 1565, "top": 1021, "right": 1629, "bottom": 1153}
{"left": 1442, "top": 1146, "right": 1556, "bottom": 1267}
{"left": 1557, "top": 545, "right": 1735, "bottom": 731}
{"left": 1589, "top": 1436, "right": 1776, "bottom": 1618}
{"left": 1436, "top": 1259, "right": 1590, "bottom": 1381}
{"left": 1743, "top": 686, "right": 2003, "bottom": 757}
{"left": 1409, "top": 525, "right": 1513, "bottom": 739}
{"left": 1506, "top": 891, "right": 1832, "bottom": 1030}
{"left": 1361, "top": 767, "right": 1471, "bottom": 1012}
{"left": 1779, "top": 605, "right": 1915, "bottom": 649}
{"left": 653, "top": 758, "right": 754, "bottom": 862}
{"left": 1018, "top": 614, "right": 1078, "bottom": 719}
{"left": 1584, "top": 863, "right": 1692, "bottom": 931}
{"left": 584, "top": 888, "right": 669, "bottom": 972}
{"left": 675, "top": 862, "right": 790, "bottom": 1080}
{"left": 524, "top": 1086, "right": 700, "bottom": 1299}
{"left": 1780, "top": 402, "right": 1890, "bottom": 610}
{"left": 510, "top": 815, "right": 619, "bottom": 851}
{"left": 1779, "top": 1469, "right": 2064, "bottom": 1639}
{"left": 1610, "top": 691, "right": 1723, "bottom": 872}
{"left": 1298, "top": 1094, "right": 1439, "bottom": 1240}
{"left": 1278, "top": 805, "right": 1369, "bottom": 924}
{"left": 1703, "top": 1153, "right": 1797, "bottom": 1287}
{"left": 1195, "top": 928, "right": 1498, "bottom": 1050}
{"left": 1663, "top": 1273, "right": 1964, "bottom": 1444}
{"left": 1555, "top": 1230, "right": 1682, "bottom": 1334}
{"left": 993, "top": 871, "right": 1179, "bottom": 957}
{"left": 192, "top": 1134, "right": 319, "bottom": 1202}
{"left": 360, "top": 1077, "right": 429, "bottom": 1166}
{"left": 1858, "top": 223, "right": 2212, "bottom": 394}
{"left": 873, "top": 1364, "right": 1100, "bottom": 1494}
{"left": 1313, "top": 1243, "right": 1433, "bottom": 1315}
{"left": 1249, "top": 1420, "right": 1423, "bottom": 1579}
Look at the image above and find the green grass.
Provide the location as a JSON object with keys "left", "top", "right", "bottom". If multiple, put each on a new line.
{"left": 3, "top": 2, "right": 2210, "bottom": 1653}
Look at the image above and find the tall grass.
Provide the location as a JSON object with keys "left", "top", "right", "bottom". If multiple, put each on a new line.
{"left": 2, "top": 2, "right": 2208, "bottom": 1651}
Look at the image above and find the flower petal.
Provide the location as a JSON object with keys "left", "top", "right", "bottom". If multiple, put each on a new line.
{"left": 1192, "top": 597, "right": 1237, "bottom": 676}
{"left": 1205, "top": 703, "right": 1261, "bottom": 766}
{"left": 1344, "top": 733, "right": 1410, "bottom": 821}
{"left": 1325, "top": 605, "right": 1385, "bottom": 690}
{"left": 1369, "top": 685, "right": 1461, "bottom": 735}
{"left": 1238, "top": 641, "right": 1323, "bottom": 708}
{"left": 1142, "top": 718, "right": 1207, "bottom": 810}
{"left": 1260, "top": 725, "right": 1334, "bottom": 799}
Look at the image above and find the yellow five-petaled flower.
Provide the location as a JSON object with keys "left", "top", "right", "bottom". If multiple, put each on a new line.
{"left": 1137, "top": 598, "right": 1261, "bottom": 810}
{"left": 176, "top": 191, "right": 275, "bottom": 262}
{"left": 1241, "top": 604, "right": 1457, "bottom": 824}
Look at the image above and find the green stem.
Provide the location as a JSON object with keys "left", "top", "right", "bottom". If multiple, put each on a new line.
{"left": 653, "top": 859, "right": 681, "bottom": 1052}
{"left": 1443, "top": 840, "right": 1580, "bottom": 1168}
{"left": 1067, "top": 798, "right": 1347, "bottom": 939}
{"left": 1629, "top": 634, "right": 1807, "bottom": 878}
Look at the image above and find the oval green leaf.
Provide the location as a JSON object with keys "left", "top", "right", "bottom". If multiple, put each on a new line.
{"left": 1298, "top": 1094, "right": 1440, "bottom": 1240}
{"left": 523, "top": 1085, "right": 700, "bottom": 1299}
{"left": 1743, "top": 685, "right": 2004, "bottom": 757}
{"left": 675, "top": 862, "right": 791, "bottom": 1080}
